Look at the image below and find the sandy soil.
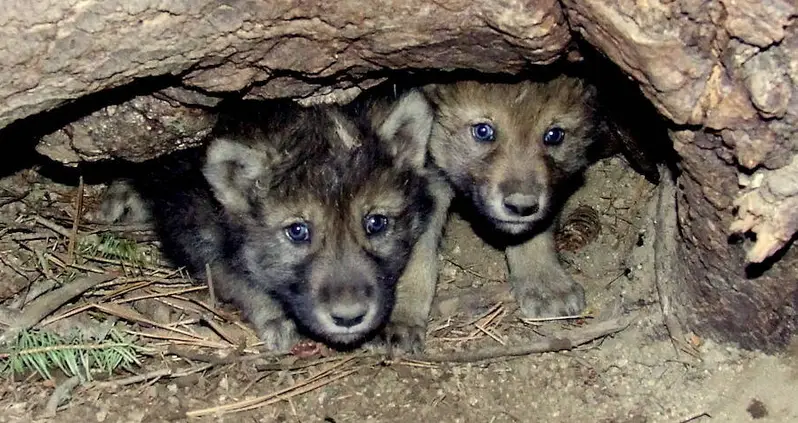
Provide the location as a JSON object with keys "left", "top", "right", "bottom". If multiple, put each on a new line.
{"left": 1, "top": 157, "right": 796, "bottom": 423}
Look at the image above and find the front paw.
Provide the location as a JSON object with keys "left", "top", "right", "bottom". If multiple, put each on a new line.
{"left": 255, "top": 318, "right": 299, "bottom": 353}
{"left": 370, "top": 321, "right": 426, "bottom": 356}
{"left": 511, "top": 273, "right": 586, "bottom": 318}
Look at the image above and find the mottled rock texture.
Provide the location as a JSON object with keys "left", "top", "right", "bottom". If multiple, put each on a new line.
{"left": 564, "top": 0, "right": 797, "bottom": 351}
{"left": 0, "top": 0, "right": 796, "bottom": 350}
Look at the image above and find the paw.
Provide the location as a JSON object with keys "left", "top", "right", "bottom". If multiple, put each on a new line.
{"left": 255, "top": 318, "right": 299, "bottom": 353}
{"left": 370, "top": 321, "right": 426, "bottom": 356}
{"left": 511, "top": 274, "right": 586, "bottom": 318}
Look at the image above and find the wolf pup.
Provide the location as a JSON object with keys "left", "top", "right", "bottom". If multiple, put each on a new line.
{"left": 422, "top": 75, "right": 613, "bottom": 322}
{"left": 96, "top": 93, "right": 435, "bottom": 352}
{"left": 351, "top": 93, "right": 455, "bottom": 354}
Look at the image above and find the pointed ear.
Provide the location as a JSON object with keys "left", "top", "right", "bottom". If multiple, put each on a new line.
{"left": 420, "top": 84, "right": 441, "bottom": 104}
{"left": 202, "top": 137, "right": 270, "bottom": 214}
{"left": 377, "top": 89, "right": 434, "bottom": 170}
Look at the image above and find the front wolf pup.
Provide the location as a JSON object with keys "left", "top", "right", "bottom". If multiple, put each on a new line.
{"left": 99, "top": 94, "right": 435, "bottom": 352}
{"left": 424, "top": 75, "right": 610, "bottom": 319}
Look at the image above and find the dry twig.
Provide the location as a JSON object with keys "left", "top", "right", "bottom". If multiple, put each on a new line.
{"left": 443, "top": 257, "right": 504, "bottom": 283}
{"left": 93, "top": 363, "right": 214, "bottom": 389}
{"left": 0, "top": 274, "right": 115, "bottom": 344}
{"left": 186, "top": 356, "right": 359, "bottom": 417}
{"left": 205, "top": 263, "right": 217, "bottom": 310}
{"left": 44, "top": 375, "right": 81, "bottom": 417}
{"left": 409, "top": 316, "right": 630, "bottom": 363}
{"left": 520, "top": 313, "right": 593, "bottom": 324}
{"left": 678, "top": 412, "right": 711, "bottom": 423}
{"left": 33, "top": 216, "right": 72, "bottom": 238}
{"left": 66, "top": 176, "right": 84, "bottom": 264}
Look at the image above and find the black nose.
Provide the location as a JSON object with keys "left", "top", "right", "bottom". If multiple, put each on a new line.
{"left": 331, "top": 312, "right": 366, "bottom": 328}
{"left": 503, "top": 193, "right": 539, "bottom": 217}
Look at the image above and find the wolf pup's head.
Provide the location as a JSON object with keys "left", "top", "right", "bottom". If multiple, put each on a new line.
{"left": 425, "top": 76, "right": 600, "bottom": 235}
{"left": 202, "top": 93, "right": 434, "bottom": 348}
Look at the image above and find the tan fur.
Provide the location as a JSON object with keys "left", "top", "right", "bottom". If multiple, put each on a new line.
{"left": 424, "top": 76, "right": 602, "bottom": 320}
{"left": 380, "top": 175, "right": 452, "bottom": 353}
{"left": 357, "top": 88, "right": 453, "bottom": 353}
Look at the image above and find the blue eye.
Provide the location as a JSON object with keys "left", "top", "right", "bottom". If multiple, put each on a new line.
{"left": 284, "top": 222, "right": 310, "bottom": 243}
{"left": 364, "top": 214, "right": 389, "bottom": 236}
{"left": 471, "top": 123, "right": 496, "bottom": 143}
{"left": 543, "top": 127, "right": 565, "bottom": 145}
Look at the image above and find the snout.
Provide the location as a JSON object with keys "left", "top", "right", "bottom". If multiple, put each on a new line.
{"left": 330, "top": 304, "right": 368, "bottom": 328}
{"left": 314, "top": 279, "right": 381, "bottom": 342}
{"left": 503, "top": 192, "right": 540, "bottom": 217}
{"left": 478, "top": 179, "right": 550, "bottom": 234}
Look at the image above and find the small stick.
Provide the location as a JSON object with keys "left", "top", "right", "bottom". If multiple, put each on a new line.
{"left": 0, "top": 186, "right": 30, "bottom": 206}
{"left": 205, "top": 263, "right": 217, "bottom": 310}
{"left": 33, "top": 216, "right": 72, "bottom": 238}
{"left": 604, "top": 268, "right": 631, "bottom": 289}
{"left": 678, "top": 412, "right": 711, "bottom": 423}
{"left": 186, "top": 357, "right": 358, "bottom": 416}
{"left": 66, "top": 176, "right": 84, "bottom": 264}
{"left": 100, "top": 281, "right": 157, "bottom": 302}
{"left": 173, "top": 295, "right": 240, "bottom": 323}
{"left": 238, "top": 369, "right": 359, "bottom": 413}
{"left": 474, "top": 323, "right": 505, "bottom": 345}
{"left": 443, "top": 257, "right": 504, "bottom": 283}
{"left": 93, "top": 275, "right": 192, "bottom": 290}
{"left": 35, "top": 249, "right": 54, "bottom": 280}
{"left": 200, "top": 314, "right": 239, "bottom": 346}
{"left": 0, "top": 254, "right": 33, "bottom": 280}
{"left": 450, "top": 303, "right": 506, "bottom": 345}
{"left": 390, "top": 358, "right": 439, "bottom": 369}
{"left": 408, "top": 316, "right": 630, "bottom": 363}
{"left": 38, "top": 303, "right": 95, "bottom": 327}
{"left": 9, "top": 233, "right": 55, "bottom": 242}
{"left": 50, "top": 251, "right": 117, "bottom": 274}
{"left": 43, "top": 375, "right": 81, "bottom": 417}
{"left": 521, "top": 313, "right": 593, "bottom": 323}
{"left": 167, "top": 345, "right": 286, "bottom": 366}
{"left": 124, "top": 330, "right": 231, "bottom": 349}
{"left": 458, "top": 302, "right": 504, "bottom": 328}
{"left": 81, "top": 255, "right": 177, "bottom": 274}
{"left": 83, "top": 223, "right": 154, "bottom": 233}
{"left": 66, "top": 262, "right": 107, "bottom": 274}
{"left": 41, "top": 253, "right": 67, "bottom": 271}
{"left": 465, "top": 304, "right": 505, "bottom": 340}
{"left": 93, "top": 363, "right": 213, "bottom": 389}
{"left": 113, "top": 286, "right": 206, "bottom": 304}
{"left": 95, "top": 303, "right": 209, "bottom": 341}
{"left": 0, "top": 274, "right": 115, "bottom": 343}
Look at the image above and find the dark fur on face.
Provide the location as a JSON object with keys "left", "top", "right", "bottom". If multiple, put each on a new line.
{"left": 425, "top": 76, "right": 603, "bottom": 235}
{"left": 127, "top": 99, "right": 434, "bottom": 348}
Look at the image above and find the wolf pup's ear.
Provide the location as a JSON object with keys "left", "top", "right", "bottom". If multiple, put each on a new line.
{"left": 420, "top": 84, "right": 442, "bottom": 105}
{"left": 377, "top": 89, "right": 434, "bottom": 170}
{"left": 203, "top": 138, "right": 269, "bottom": 214}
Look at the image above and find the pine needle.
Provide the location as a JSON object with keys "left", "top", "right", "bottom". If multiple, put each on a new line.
{"left": 77, "top": 233, "right": 147, "bottom": 265}
{"left": 0, "top": 328, "right": 144, "bottom": 382}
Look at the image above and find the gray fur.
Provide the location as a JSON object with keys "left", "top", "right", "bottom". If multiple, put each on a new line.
{"left": 96, "top": 95, "right": 436, "bottom": 352}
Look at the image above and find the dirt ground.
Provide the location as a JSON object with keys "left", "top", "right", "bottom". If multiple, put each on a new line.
{"left": 1, "top": 156, "right": 797, "bottom": 423}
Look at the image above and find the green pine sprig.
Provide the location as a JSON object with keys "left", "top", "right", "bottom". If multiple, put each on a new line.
{"left": 78, "top": 233, "right": 146, "bottom": 264}
{"left": 1, "top": 328, "right": 143, "bottom": 382}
